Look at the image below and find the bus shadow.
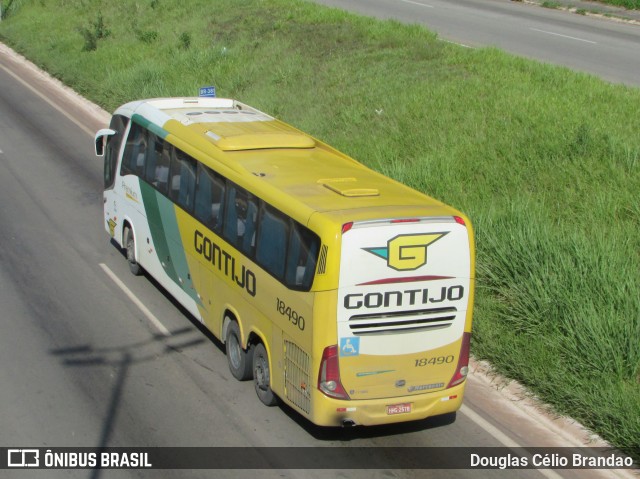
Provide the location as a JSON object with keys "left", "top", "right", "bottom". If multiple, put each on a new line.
{"left": 50, "top": 326, "right": 205, "bottom": 479}
{"left": 111, "top": 236, "right": 225, "bottom": 354}
{"left": 280, "top": 402, "right": 457, "bottom": 441}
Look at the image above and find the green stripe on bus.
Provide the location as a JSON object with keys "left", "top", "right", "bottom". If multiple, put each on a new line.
{"left": 139, "top": 181, "right": 201, "bottom": 306}
{"left": 140, "top": 181, "right": 178, "bottom": 281}
{"left": 132, "top": 114, "right": 168, "bottom": 139}
{"left": 156, "top": 197, "right": 201, "bottom": 305}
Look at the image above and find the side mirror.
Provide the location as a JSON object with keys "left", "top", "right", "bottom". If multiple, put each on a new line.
{"left": 95, "top": 128, "right": 116, "bottom": 156}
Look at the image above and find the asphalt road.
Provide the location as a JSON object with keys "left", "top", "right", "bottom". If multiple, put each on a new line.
{"left": 307, "top": 0, "right": 640, "bottom": 86}
{"left": 0, "top": 45, "right": 630, "bottom": 479}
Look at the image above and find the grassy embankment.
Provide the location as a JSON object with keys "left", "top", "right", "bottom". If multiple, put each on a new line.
{"left": 541, "top": 0, "right": 640, "bottom": 13}
{"left": 598, "top": 0, "right": 640, "bottom": 8}
{"left": 1, "top": 0, "right": 638, "bottom": 460}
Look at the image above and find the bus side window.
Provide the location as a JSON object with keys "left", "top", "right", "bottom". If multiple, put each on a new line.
{"left": 144, "top": 133, "right": 163, "bottom": 185}
{"left": 169, "top": 148, "right": 196, "bottom": 212}
{"left": 286, "top": 223, "right": 320, "bottom": 290}
{"left": 241, "top": 196, "right": 258, "bottom": 256}
{"left": 121, "top": 122, "right": 146, "bottom": 177}
{"left": 223, "top": 184, "right": 258, "bottom": 252}
{"left": 154, "top": 142, "right": 171, "bottom": 195}
{"left": 256, "top": 204, "right": 289, "bottom": 279}
{"left": 195, "top": 164, "right": 225, "bottom": 232}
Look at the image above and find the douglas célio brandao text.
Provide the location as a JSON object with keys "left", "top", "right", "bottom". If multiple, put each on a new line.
{"left": 469, "top": 452, "right": 634, "bottom": 469}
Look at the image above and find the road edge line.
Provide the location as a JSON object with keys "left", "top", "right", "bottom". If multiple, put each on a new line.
{"left": 99, "top": 263, "right": 171, "bottom": 337}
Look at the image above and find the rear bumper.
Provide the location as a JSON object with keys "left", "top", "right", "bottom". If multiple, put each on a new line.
{"left": 309, "top": 381, "right": 466, "bottom": 427}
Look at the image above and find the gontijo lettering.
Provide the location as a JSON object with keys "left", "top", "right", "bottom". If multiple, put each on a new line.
{"left": 194, "top": 230, "right": 256, "bottom": 297}
{"left": 344, "top": 285, "right": 464, "bottom": 309}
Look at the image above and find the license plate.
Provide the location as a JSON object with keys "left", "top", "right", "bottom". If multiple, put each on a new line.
{"left": 386, "top": 403, "right": 412, "bottom": 415}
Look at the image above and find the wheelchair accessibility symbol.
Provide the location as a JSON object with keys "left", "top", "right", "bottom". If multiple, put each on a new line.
{"left": 340, "top": 337, "right": 360, "bottom": 357}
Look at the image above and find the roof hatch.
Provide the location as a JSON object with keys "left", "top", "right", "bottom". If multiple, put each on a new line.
{"left": 319, "top": 178, "right": 379, "bottom": 197}
{"left": 168, "top": 106, "right": 316, "bottom": 151}
{"left": 207, "top": 131, "right": 316, "bottom": 151}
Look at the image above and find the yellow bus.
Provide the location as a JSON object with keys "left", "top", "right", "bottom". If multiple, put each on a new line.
{"left": 95, "top": 97, "right": 475, "bottom": 427}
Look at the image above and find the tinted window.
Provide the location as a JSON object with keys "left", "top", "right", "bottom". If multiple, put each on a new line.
{"left": 194, "top": 164, "right": 226, "bottom": 232}
{"left": 121, "top": 122, "right": 147, "bottom": 177}
{"left": 223, "top": 183, "right": 258, "bottom": 254}
{"left": 169, "top": 148, "right": 197, "bottom": 212}
{"left": 285, "top": 223, "right": 320, "bottom": 290}
{"left": 143, "top": 132, "right": 164, "bottom": 185}
{"left": 152, "top": 141, "right": 172, "bottom": 195}
{"left": 255, "top": 203, "right": 289, "bottom": 279}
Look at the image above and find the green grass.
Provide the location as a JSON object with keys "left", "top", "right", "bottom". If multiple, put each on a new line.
{"left": 542, "top": 0, "right": 640, "bottom": 9}
{"left": 600, "top": 0, "right": 640, "bottom": 9}
{"left": 541, "top": 0, "right": 640, "bottom": 15}
{"left": 1, "top": 0, "right": 639, "bottom": 460}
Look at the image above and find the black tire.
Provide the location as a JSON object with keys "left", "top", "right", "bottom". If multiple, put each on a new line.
{"left": 225, "top": 321, "right": 253, "bottom": 381}
{"left": 124, "top": 226, "right": 142, "bottom": 276}
{"left": 253, "top": 343, "right": 278, "bottom": 406}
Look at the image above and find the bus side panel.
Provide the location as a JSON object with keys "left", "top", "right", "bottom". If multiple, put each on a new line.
{"left": 178, "top": 211, "right": 317, "bottom": 415}
{"left": 126, "top": 181, "right": 203, "bottom": 322}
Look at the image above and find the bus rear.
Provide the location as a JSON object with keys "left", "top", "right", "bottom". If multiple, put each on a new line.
{"left": 314, "top": 213, "right": 474, "bottom": 426}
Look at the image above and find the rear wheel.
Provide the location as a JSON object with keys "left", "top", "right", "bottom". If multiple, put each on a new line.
{"left": 124, "top": 226, "right": 142, "bottom": 276}
{"left": 225, "top": 321, "right": 253, "bottom": 381}
{"left": 253, "top": 343, "right": 278, "bottom": 406}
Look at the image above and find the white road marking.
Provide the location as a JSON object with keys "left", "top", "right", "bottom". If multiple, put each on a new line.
{"left": 398, "top": 0, "right": 434, "bottom": 8}
{"left": 0, "top": 62, "right": 96, "bottom": 136}
{"left": 460, "top": 404, "right": 565, "bottom": 479}
{"left": 99, "top": 263, "right": 171, "bottom": 337}
{"left": 530, "top": 27, "right": 597, "bottom": 44}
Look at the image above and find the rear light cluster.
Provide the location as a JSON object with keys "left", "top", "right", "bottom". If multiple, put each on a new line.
{"left": 341, "top": 222, "right": 353, "bottom": 234}
{"left": 447, "top": 332, "right": 471, "bottom": 388}
{"left": 390, "top": 218, "right": 420, "bottom": 224}
{"left": 317, "top": 345, "right": 350, "bottom": 400}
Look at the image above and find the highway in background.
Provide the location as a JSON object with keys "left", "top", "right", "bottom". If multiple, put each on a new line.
{"left": 308, "top": 0, "right": 640, "bottom": 86}
{"left": 0, "top": 44, "right": 629, "bottom": 479}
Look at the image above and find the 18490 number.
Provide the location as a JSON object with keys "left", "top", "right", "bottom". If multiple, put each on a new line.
{"left": 276, "top": 298, "right": 305, "bottom": 331}
{"left": 414, "top": 355, "right": 454, "bottom": 367}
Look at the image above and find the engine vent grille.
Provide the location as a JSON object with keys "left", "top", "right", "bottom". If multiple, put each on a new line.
{"left": 284, "top": 340, "right": 311, "bottom": 414}
{"left": 348, "top": 307, "right": 457, "bottom": 335}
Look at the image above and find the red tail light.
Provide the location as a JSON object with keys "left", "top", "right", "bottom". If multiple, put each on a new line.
{"left": 447, "top": 332, "right": 471, "bottom": 388}
{"left": 317, "top": 345, "right": 350, "bottom": 400}
{"left": 391, "top": 218, "right": 420, "bottom": 223}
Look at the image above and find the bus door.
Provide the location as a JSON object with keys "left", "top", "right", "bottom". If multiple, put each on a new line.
{"left": 96, "top": 114, "right": 129, "bottom": 240}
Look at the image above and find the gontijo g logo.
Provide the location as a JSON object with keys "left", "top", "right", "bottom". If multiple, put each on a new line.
{"left": 364, "top": 233, "right": 447, "bottom": 271}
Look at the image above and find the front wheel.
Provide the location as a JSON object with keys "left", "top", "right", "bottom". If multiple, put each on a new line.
{"left": 253, "top": 343, "right": 278, "bottom": 406}
{"left": 124, "top": 226, "right": 142, "bottom": 276}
